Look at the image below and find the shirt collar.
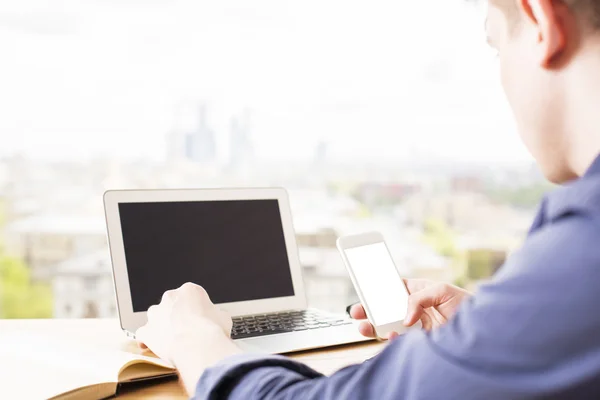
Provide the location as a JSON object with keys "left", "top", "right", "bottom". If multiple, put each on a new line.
{"left": 539, "top": 153, "right": 600, "bottom": 225}
{"left": 584, "top": 153, "right": 600, "bottom": 178}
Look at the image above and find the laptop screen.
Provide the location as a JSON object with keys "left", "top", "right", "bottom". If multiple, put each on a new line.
{"left": 118, "top": 199, "right": 295, "bottom": 312}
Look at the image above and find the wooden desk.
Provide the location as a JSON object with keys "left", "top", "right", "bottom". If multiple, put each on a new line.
{"left": 0, "top": 319, "right": 385, "bottom": 399}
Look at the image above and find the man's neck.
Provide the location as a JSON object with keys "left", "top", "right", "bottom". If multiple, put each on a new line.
{"left": 565, "top": 41, "right": 600, "bottom": 177}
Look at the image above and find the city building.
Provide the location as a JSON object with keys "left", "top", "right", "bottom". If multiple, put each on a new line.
{"left": 52, "top": 250, "right": 116, "bottom": 318}
{"left": 355, "top": 182, "right": 422, "bottom": 207}
{"left": 0, "top": 155, "right": 540, "bottom": 321}
{"left": 402, "top": 192, "right": 532, "bottom": 236}
{"left": 450, "top": 175, "right": 484, "bottom": 193}
{"left": 290, "top": 189, "right": 451, "bottom": 311}
{"left": 295, "top": 219, "right": 454, "bottom": 311}
{"left": 4, "top": 214, "right": 107, "bottom": 281}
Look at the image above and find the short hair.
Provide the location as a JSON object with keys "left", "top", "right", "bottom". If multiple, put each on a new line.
{"left": 494, "top": 0, "right": 600, "bottom": 30}
{"left": 562, "top": 0, "right": 600, "bottom": 28}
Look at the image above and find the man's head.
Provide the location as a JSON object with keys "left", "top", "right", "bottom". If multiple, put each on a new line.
{"left": 486, "top": 0, "right": 600, "bottom": 182}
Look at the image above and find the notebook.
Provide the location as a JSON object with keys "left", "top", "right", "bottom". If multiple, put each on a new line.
{"left": 0, "top": 332, "right": 176, "bottom": 400}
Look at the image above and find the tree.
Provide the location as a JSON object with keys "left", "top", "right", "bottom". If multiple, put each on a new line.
{"left": 466, "top": 248, "right": 507, "bottom": 281}
{"left": 422, "top": 218, "right": 458, "bottom": 258}
{"left": 0, "top": 252, "right": 53, "bottom": 318}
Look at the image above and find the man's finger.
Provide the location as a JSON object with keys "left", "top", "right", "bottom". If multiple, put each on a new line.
{"left": 161, "top": 289, "right": 176, "bottom": 304}
{"left": 358, "top": 321, "right": 376, "bottom": 338}
{"left": 135, "top": 325, "right": 148, "bottom": 346}
{"left": 404, "top": 304, "right": 424, "bottom": 327}
{"left": 147, "top": 305, "right": 157, "bottom": 321}
{"left": 420, "top": 313, "right": 433, "bottom": 331}
{"left": 218, "top": 310, "right": 233, "bottom": 336}
{"left": 404, "top": 284, "right": 446, "bottom": 325}
{"left": 349, "top": 304, "right": 367, "bottom": 320}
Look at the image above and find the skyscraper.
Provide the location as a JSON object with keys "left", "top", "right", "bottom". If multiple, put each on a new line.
{"left": 228, "top": 109, "right": 253, "bottom": 169}
{"left": 187, "top": 105, "right": 217, "bottom": 164}
{"left": 313, "top": 140, "right": 328, "bottom": 168}
{"left": 167, "top": 103, "right": 217, "bottom": 165}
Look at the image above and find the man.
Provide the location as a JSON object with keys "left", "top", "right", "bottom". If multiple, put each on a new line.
{"left": 136, "top": 0, "right": 600, "bottom": 398}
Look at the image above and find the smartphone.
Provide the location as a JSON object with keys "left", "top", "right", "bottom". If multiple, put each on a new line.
{"left": 337, "top": 231, "right": 411, "bottom": 339}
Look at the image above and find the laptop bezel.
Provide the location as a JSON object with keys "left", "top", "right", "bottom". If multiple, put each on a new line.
{"left": 103, "top": 188, "right": 308, "bottom": 334}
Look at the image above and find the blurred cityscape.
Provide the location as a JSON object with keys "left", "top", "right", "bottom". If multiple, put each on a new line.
{"left": 0, "top": 103, "right": 552, "bottom": 319}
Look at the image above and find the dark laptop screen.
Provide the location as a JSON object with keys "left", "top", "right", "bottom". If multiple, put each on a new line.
{"left": 118, "top": 199, "right": 295, "bottom": 312}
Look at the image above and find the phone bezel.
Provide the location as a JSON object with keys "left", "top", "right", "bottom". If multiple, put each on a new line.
{"left": 337, "top": 231, "right": 409, "bottom": 339}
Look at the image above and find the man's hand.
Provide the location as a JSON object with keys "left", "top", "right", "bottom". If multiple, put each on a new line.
{"left": 136, "top": 283, "right": 242, "bottom": 394}
{"left": 349, "top": 279, "right": 471, "bottom": 339}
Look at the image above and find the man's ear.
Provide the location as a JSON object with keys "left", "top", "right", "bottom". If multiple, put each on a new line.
{"left": 516, "top": 0, "right": 567, "bottom": 67}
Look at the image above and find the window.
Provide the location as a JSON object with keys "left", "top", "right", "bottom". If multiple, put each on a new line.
{"left": 0, "top": 0, "right": 548, "bottom": 318}
{"left": 83, "top": 277, "right": 99, "bottom": 291}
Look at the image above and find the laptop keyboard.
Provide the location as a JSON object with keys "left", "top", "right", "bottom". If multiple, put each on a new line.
{"left": 231, "top": 309, "right": 353, "bottom": 340}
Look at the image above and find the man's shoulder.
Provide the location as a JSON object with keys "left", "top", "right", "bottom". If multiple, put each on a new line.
{"left": 511, "top": 180, "right": 600, "bottom": 276}
{"left": 494, "top": 192, "right": 600, "bottom": 307}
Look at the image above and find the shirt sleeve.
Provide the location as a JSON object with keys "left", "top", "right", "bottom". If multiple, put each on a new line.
{"left": 194, "top": 213, "right": 600, "bottom": 400}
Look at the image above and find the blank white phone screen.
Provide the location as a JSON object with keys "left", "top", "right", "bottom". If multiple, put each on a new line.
{"left": 345, "top": 242, "right": 408, "bottom": 326}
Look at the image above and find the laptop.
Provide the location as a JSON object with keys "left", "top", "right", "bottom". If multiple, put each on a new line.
{"left": 103, "top": 188, "right": 370, "bottom": 354}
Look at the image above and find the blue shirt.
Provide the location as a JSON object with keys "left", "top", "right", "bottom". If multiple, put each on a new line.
{"left": 195, "top": 155, "right": 600, "bottom": 400}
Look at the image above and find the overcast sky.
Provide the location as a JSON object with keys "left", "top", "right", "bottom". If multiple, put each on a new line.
{"left": 0, "top": 0, "right": 532, "bottom": 165}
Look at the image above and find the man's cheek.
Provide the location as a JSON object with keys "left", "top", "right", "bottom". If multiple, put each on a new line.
{"left": 498, "top": 43, "right": 525, "bottom": 113}
{"left": 498, "top": 57, "right": 517, "bottom": 111}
